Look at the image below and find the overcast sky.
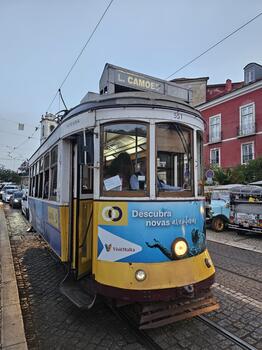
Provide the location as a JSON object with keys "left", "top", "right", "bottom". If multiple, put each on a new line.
{"left": 0, "top": 0, "right": 262, "bottom": 170}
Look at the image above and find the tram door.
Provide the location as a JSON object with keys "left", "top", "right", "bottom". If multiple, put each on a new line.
{"left": 72, "top": 133, "right": 94, "bottom": 279}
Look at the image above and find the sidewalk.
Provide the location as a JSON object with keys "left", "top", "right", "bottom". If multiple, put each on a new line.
{"left": 0, "top": 203, "right": 27, "bottom": 350}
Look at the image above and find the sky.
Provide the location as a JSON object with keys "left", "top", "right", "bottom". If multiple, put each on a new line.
{"left": 0, "top": 0, "right": 262, "bottom": 170}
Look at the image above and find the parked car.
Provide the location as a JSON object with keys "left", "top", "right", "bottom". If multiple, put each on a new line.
{"left": 21, "top": 189, "right": 29, "bottom": 220}
{"left": 9, "top": 191, "right": 23, "bottom": 208}
{"left": 2, "top": 189, "right": 18, "bottom": 203}
{"left": 0, "top": 184, "right": 18, "bottom": 200}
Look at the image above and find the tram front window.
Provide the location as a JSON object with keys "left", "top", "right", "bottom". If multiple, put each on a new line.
{"left": 156, "top": 123, "right": 193, "bottom": 196}
{"left": 101, "top": 123, "right": 148, "bottom": 195}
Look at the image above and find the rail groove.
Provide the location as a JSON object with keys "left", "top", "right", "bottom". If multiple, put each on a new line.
{"left": 108, "top": 305, "right": 163, "bottom": 350}
{"left": 197, "top": 315, "right": 258, "bottom": 350}
{"left": 215, "top": 265, "right": 262, "bottom": 284}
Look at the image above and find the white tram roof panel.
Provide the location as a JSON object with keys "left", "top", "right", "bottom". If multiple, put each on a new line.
{"left": 97, "top": 63, "right": 192, "bottom": 103}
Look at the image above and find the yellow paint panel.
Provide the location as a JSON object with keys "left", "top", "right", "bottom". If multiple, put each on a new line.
{"left": 48, "top": 206, "right": 59, "bottom": 229}
{"left": 97, "top": 201, "right": 128, "bottom": 226}
{"left": 60, "top": 206, "right": 69, "bottom": 262}
{"left": 94, "top": 250, "right": 215, "bottom": 290}
{"left": 78, "top": 200, "right": 93, "bottom": 277}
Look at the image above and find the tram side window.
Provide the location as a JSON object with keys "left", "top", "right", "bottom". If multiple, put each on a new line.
{"left": 101, "top": 123, "right": 148, "bottom": 195}
{"left": 38, "top": 157, "right": 44, "bottom": 198}
{"left": 29, "top": 167, "right": 33, "bottom": 196}
{"left": 43, "top": 153, "right": 50, "bottom": 199}
{"left": 32, "top": 164, "right": 36, "bottom": 197}
{"left": 35, "top": 161, "right": 39, "bottom": 197}
{"left": 156, "top": 123, "right": 193, "bottom": 196}
{"left": 79, "top": 132, "right": 94, "bottom": 194}
{"left": 50, "top": 146, "right": 58, "bottom": 200}
{"left": 50, "top": 146, "right": 58, "bottom": 201}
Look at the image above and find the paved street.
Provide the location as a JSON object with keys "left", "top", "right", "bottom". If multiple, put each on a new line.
{"left": 207, "top": 228, "right": 262, "bottom": 254}
{"left": 1, "top": 204, "right": 262, "bottom": 350}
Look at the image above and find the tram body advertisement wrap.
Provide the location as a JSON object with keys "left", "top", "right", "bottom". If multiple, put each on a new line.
{"left": 96, "top": 201, "right": 206, "bottom": 263}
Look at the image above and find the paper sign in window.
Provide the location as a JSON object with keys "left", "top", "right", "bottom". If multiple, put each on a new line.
{"left": 104, "top": 175, "right": 122, "bottom": 191}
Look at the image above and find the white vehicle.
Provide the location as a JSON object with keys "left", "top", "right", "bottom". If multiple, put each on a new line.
{"left": 0, "top": 183, "right": 16, "bottom": 199}
{"left": 21, "top": 189, "right": 29, "bottom": 220}
{"left": 2, "top": 188, "right": 18, "bottom": 202}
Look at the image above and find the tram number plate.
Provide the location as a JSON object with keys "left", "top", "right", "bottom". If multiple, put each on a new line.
{"left": 173, "top": 111, "right": 183, "bottom": 120}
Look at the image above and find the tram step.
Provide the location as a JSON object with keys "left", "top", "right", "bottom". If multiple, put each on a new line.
{"left": 60, "top": 274, "right": 96, "bottom": 309}
{"left": 139, "top": 293, "right": 219, "bottom": 329}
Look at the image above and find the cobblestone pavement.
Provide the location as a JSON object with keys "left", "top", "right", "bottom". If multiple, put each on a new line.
{"left": 3, "top": 205, "right": 262, "bottom": 350}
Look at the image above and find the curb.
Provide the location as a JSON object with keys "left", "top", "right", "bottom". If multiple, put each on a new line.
{"left": 0, "top": 204, "right": 28, "bottom": 350}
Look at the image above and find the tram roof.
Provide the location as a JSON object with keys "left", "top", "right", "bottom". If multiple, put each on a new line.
{"left": 29, "top": 64, "right": 204, "bottom": 163}
{"left": 64, "top": 90, "right": 202, "bottom": 122}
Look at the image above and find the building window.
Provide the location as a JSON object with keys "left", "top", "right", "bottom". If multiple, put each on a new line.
{"left": 209, "top": 115, "right": 221, "bottom": 143}
{"left": 239, "top": 103, "right": 255, "bottom": 136}
{"left": 210, "top": 148, "right": 220, "bottom": 166}
{"left": 245, "top": 69, "right": 255, "bottom": 84}
{"left": 241, "top": 142, "right": 254, "bottom": 164}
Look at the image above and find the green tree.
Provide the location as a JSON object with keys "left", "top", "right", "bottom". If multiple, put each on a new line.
{"left": 207, "top": 157, "right": 262, "bottom": 185}
{"left": 0, "top": 165, "right": 21, "bottom": 184}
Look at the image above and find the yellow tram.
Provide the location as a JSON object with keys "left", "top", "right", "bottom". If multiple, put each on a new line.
{"left": 28, "top": 64, "right": 218, "bottom": 328}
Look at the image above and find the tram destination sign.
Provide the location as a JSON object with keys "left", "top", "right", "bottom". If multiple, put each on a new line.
{"left": 99, "top": 64, "right": 191, "bottom": 102}
{"left": 114, "top": 70, "right": 164, "bottom": 94}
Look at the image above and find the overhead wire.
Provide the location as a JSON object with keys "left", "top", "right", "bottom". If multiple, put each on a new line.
{"left": 1, "top": 1, "right": 114, "bottom": 169}
{"left": 0, "top": 129, "right": 38, "bottom": 139}
{"left": 46, "top": 0, "right": 115, "bottom": 113}
{"left": 166, "top": 11, "right": 262, "bottom": 80}
{"left": 0, "top": 116, "right": 37, "bottom": 128}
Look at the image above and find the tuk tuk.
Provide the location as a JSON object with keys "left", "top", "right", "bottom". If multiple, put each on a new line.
{"left": 229, "top": 185, "right": 262, "bottom": 233}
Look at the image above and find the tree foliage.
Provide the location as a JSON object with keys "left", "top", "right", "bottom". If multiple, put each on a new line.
{"left": 207, "top": 157, "right": 262, "bottom": 185}
{"left": 0, "top": 165, "right": 21, "bottom": 184}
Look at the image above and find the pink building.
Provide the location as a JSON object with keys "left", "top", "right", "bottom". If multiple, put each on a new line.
{"left": 174, "top": 63, "right": 262, "bottom": 169}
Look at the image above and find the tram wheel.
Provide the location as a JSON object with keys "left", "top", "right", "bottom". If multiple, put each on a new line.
{"left": 211, "top": 217, "right": 225, "bottom": 232}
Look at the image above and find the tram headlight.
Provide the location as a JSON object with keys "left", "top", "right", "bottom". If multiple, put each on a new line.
{"left": 135, "top": 269, "right": 147, "bottom": 282}
{"left": 172, "top": 238, "right": 189, "bottom": 258}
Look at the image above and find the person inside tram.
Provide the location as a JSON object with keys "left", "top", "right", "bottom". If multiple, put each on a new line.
{"left": 105, "top": 152, "right": 140, "bottom": 191}
{"left": 157, "top": 178, "right": 182, "bottom": 191}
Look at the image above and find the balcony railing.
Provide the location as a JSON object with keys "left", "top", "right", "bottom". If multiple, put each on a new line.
{"left": 238, "top": 123, "right": 256, "bottom": 137}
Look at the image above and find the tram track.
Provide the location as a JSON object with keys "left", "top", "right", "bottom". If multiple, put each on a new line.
{"left": 215, "top": 265, "right": 262, "bottom": 284}
{"left": 107, "top": 304, "right": 163, "bottom": 350}
{"left": 197, "top": 316, "right": 258, "bottom": 350}
{"left": 109, "top": 302, "right": 259, "bottom": 350}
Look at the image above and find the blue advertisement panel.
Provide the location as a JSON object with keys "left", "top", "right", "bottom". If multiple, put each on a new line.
{"left": 97, "top": 201, "right": 206, "bottom": 263}
{"left": 28, "top": 198, "right": 61, "bottom": 256}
